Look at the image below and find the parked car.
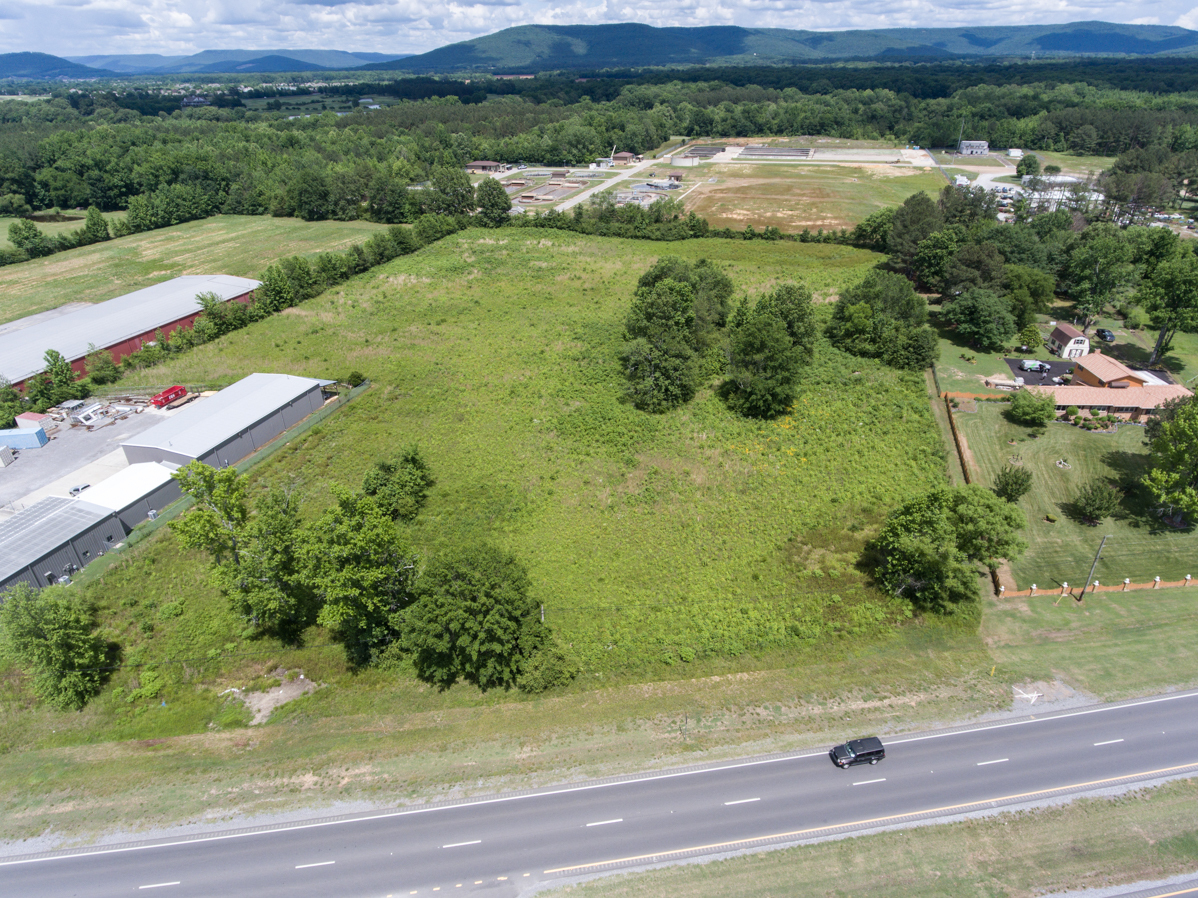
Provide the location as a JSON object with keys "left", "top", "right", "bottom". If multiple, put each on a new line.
{"left": 1019, "top": 359, "right": 1050, "bottom": 373}
{"left": 830, "top": 737, "right": 886, "bottom": 768}
{"left": 1095, "top": 328, "right": 1116, "bottom": 343}
{"left": 69, "top": 484, "right": 90, "bottom": 496}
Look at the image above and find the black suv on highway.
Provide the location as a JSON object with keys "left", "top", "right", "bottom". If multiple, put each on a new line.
{"left": 830, "top": 736, "right": 886, "bottom": 768}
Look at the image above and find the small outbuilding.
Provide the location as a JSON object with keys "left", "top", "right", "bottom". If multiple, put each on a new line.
{"left": 612, "top": 151, "right": 641, "bottom": 165}
{"left": 1048, "top": 323, "right": 1090, "bottom": 359}
{"left": 121, "top": 373, "right": 329, "bottom": 469}
{"left": 465, "top": 161, "right": 502, "bottom": 173}
{"left": 0, "top": 497, "right": 123, "bottom": 591}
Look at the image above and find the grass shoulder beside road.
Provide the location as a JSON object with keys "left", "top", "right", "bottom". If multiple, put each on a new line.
{"left": 0, "top": 214, "right": 388, "bottom": 324}
{"left": 541, "top": 777, "right": 1198, "bottom": 898}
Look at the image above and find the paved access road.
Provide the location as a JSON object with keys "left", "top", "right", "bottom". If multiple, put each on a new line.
{"left": 7, "top": 691, "right": 1198, "bottom": 898}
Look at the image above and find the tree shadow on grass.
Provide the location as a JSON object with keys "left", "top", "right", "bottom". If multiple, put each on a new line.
{"left": 1101, "top": 449, "right": 1169, "bottom": 530}
{"left": 1108, "top": 341, "right": 1187, "bottom": 379}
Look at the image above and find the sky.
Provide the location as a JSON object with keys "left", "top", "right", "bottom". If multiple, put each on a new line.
{"left": 4, "top": 0, "right": 1198, "bottom": 58}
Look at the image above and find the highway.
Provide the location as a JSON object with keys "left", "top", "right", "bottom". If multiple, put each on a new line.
{"left": 6, "top": 690, "right": 1198, "bottom": 898}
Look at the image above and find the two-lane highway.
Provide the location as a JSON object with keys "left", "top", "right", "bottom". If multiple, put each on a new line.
{"left": 7, "top": 690, "right": 1198, "bottom": 898}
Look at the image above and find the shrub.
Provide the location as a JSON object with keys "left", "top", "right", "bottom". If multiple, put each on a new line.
{"left": 1046, "top": 514, "right": 1057, "bottom": 522}
{"left": 516, "top": 644, "right": 580, "bottom": 693}
{"left": 993, "top": 464, "right": 1033, "bottom": 503}
{"left": 1075, "top": 478, "right": 1122, "bottom": 522}
{"left": 1066, "top": 405, "right": 1080, "bottom": 417}
{"left": 1008, "top": 389, "right": 1056, "bottom": 426}
{"left": 346, "top": 370, "right": 366, "bottom": 387}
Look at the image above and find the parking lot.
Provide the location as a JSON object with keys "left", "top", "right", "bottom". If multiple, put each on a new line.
{"left": 0, "top": 401, "right": 194, "bottom": 513}
{"left": 1003, "top": 357, "right": 1076, "bottom": 382}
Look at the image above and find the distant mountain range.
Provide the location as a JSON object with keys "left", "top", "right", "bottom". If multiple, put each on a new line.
{"left": 373, "top": 22, "right": 1198, "bottom": 72}
{"left": 2, "top": 22, "right": 1197, "bottom": 81}
{"left": 65, "top": 49, "right": 410, "bottom": 74}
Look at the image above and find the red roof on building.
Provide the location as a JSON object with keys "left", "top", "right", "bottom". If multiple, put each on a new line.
{"left": 1050, "top": 322, "right": 1084, "bottom": 343}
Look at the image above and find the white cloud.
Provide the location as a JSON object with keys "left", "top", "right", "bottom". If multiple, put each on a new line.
{"left": 2, "top": 0, "right": 1195, "bottom": 57}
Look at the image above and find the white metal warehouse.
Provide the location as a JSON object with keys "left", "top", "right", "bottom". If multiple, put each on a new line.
{"left": 120, "top": 373, "right": 329, "bottom": 468}
{"left": 82, "top": 462, "right": 183, "bottom": 533}
{"left": 0, "top": 275, "right": 261, "bottom": 389}
{"left": 0, "top": 497, "right": 124, "bottom": 592}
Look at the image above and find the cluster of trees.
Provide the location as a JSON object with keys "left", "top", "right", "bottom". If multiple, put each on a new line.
{"left": 0, "top": 350, "right": 89, "bottom": 430}
{"left": 5, "top": 62, "right": 1198, "bottom": 223}
{"left": 618, "top": 257, "right": 817, "bottom": 419}
{"left": 168, "top": 459, "right": 569, "bottom": 694}
{"left": 2, "top": 206, "right": 111, "bottom": 265}
{"left": 868, "top": 185, "right": 1198, "bottom": 359}
{"left": 826, "top": 270, "right": 940, "bottom": 371}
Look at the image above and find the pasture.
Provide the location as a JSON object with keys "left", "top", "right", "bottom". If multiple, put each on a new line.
{"left": 0, "top": 214, "right": 388, "bottom": 324}
{"left": 682, "top": 163, "right": 947, "bottom": 232}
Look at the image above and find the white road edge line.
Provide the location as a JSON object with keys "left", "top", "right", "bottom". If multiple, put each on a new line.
{"left": 6, "top": 690, "right": 1196, "bottom": 868}
{"left": 852, "top": 778, "right": 886, "bottom": 786}
{"left": 295, "top": 861, "right": 335, "bottom": 868}
{"left": 585, "top": 819, "right": 623, "bottom": 827}
{"left": 724, "top": 798, "right": 760, "bottom": 805}
{"left": 442, "top": 840, "right": 482, "bottom": 848}
{"left": 138, "top": 883, "right": 180, "bottom": 890}
{"left": 1095, "top": 739, "right": 1125, "bottom": 746}
{"left": 977, "top": 759, "right": 1009, "bottom": 766}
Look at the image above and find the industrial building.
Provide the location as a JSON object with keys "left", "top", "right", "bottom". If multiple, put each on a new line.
{"left": 0, "top": 275, "right": 261, "bottom": 391}
{"left": 82, "top": 462, "right": 182, "bottom": 533}
{"left": 958, "top": 140, "right": 990, "bottom": 156}
{"left": 121, "top": 373, "right": 329, "bottom": 468}
{"left": 0, "top": 497, "right": 124, "bottom": 591}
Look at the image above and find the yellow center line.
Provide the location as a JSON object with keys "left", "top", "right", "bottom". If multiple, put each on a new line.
{"left": 544, "top": 762, "right": 1198, "bottom": 875}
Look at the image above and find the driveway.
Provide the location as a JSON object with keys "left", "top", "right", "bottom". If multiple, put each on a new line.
{"left": 1003, "top": 357, "right": 1075, "bottom": 383}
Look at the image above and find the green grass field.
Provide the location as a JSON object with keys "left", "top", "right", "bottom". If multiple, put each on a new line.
{"left": 1032, "top": 151, "right": 1116, "bottom": 177}
{"left": 953, "top": 402, "right": 1197, "bottom": 587}
{"left": 0, "top": 215, "right": 388, "bottom": 324}
{"left": 684, "top": 164, "right": 947, "bottom": 232}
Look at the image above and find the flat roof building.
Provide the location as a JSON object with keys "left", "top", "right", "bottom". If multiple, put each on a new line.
{"left": 0, "top": 497, "right": 123, "bottom": 591}
{"left": 121, "top": 373, "right": 328, "bottom": 468}
{"left": 0, "top": 275, "right": 261, "bottom": 390}
{"left": 82, "top": 462, "right": 182, "bottom": 533}
{"left": 959, "top": 140, "right": 989, "bottom": 156}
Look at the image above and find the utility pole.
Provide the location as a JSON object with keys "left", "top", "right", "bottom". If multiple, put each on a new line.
{"left": 956, "top": 117, "right": 966, "bottom": 158}
{"left": 1077, "top": 535, "right": 1108, "bottom": 602}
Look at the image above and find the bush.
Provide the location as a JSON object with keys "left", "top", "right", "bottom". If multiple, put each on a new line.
{"left": 1008, "top": 389, "right": 1056, "bottom": 426}
{"left": 346, "top": 370, "right": 366, "bottom": 387}
{"left": 516, "top": 644, "right": 580, "bottom": 693}
{"left": 1066, "top": 405, "right": 1080, "bottom": 417}
{"left": 1075, "top": 477, "right": 1122, "bottom": 522}
{"left": 993, "top": 464, "right": 1033, "bottom": 503}
{"left": 0, "top": 583, "right": 107, "bottom": 710}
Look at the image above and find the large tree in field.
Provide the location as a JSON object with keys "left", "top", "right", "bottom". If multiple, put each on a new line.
{"left": 474, "top": 177, "right": 511, "bottom": 227}
{"left": 171, "top": 461, "right": 250, "bottom": 565}
{"left": 0, "top": 583, "right": 107, "bottom": 710}
{"left": 1143, "top": 398, "right": 1198, "bottom": 521}
{"left": 1142, "top": 250, "right": 1198, "bottom": 365}
{"left": 942, "top": 288, "right": 1017, "bottom": 352}
{"left": 427, "top": 166, "right": 475, "bottom": 216}
{"left": 405, "top": 544, "right": 546, "bottom": 691}
{"left": 1063, "top": 223, "right": 1134, "bottom": 333}
{"left": 721, "top": 301, "right": 802, "bottom": 419}
{"left": 622, "top": 278, "right": 698, "bottom": 412}
{"left": 873, "top": 486, "right": 1027, "bottom": 612}
{"left": 888, "top": 191, "right": 943, "bottom": 272}
{"left": 303, "top": 488, "right": 419, "bottom": 666}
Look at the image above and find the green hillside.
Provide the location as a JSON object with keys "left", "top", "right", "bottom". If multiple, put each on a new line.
{"left": 0, "top": 52, "right": 110, "bottom": 79}
{"left": 370, "top": 21, "right": 1198, "bottom": 73}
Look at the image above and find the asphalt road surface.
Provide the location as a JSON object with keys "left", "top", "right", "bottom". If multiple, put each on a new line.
{"left": 7, "top": 690, "right": 1198, "bottom": 898}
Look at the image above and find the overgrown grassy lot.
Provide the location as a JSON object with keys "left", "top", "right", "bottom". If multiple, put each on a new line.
{"left": 0, "top": 214, "right": 388, "bottom": 324}
{"left": 0, "top": 230, "right": 1005, "bottom": 842}
{"left": 1031, "top": 150, "right": 1117, "bottom": 176}
{"left": 952, "top": 402, "right": 1197, "bottom": 587}
{"left": 683, "top": 163, "right": 947, "bottom": 232}
{"left": 542, "top": 778, "right": 1198, "bottom": 898}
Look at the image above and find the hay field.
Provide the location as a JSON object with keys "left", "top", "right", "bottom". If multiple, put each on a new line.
{"left": 0, "top": 215, "right": 388, "bottom": 324}
{"left": 683, "top": 163, "right": 947, "bottom": 231}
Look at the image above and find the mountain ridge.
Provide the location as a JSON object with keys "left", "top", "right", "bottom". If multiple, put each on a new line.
{"left": 364, "top": 21, "right": 1198, "bottom": 72}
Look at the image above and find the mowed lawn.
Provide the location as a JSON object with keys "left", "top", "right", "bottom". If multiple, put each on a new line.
{"left": 953, "top": 402, "right": 1197, "bottom": 587}
{"left": 0, "top": 214, "right": 388, "bottom": 324}
{"left": 0, "top": 211, "right": 127, "bottom": 251}
{"left": 683, "top": 163, "right": 947, "bottom": 232}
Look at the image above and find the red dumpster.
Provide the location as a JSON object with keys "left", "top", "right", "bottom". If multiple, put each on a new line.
{"left": 150, "top": 385, "right": 186, "bottom": 408}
